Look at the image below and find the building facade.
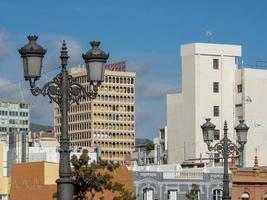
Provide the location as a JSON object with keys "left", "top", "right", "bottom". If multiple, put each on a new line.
{"left": 0, "top": 99, "right": 30, "bottom": 139}
{"left": 10, "top": 162, "right": 58, "bottom": 200}
{"left": 133, "top": 164, "right": 227, "bottom": 200}
{"left": 132, "top": 127, "right": 168, "bottom": 166}
{"left": 167, "top": 43, "right": 267, "bottom": 167}
{"left": 9, "top": 162, "right": 133, "bottom": 200}
{"left": 54, "top": 62, "right": 136, "bottom": 162}
{"left": 231, "top": 156, "right": 267, "bottom": 200}
{"left": 0, "top": 143, "right": 9, "bottom": 200}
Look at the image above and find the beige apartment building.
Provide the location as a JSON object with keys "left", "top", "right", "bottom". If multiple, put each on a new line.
{"left": 54, "top": 62, "right": 136, "bottom": 162}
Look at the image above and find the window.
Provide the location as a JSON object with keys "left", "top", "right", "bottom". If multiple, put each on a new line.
{"left": 161, "top": 131, "right": 165, "bottom": 139}
{"left": 235, "top": 104, "right": 243, "bottom": 119}
{"left": 0, "top": 127, "right": 6, "bottom": 132}
{"left": 9, "top": 119, "right": 18, "bottom": 124}
{"left": 213, "top": 82, "right": 219, "bottom": 93}
{"left": 213, "top": 189, "right": 222, "bottom": 200}
{"left": 10, "top": 103, "right": 19, "bottom": 109}
{"left": 214, "top": 153, "right": 220, "bottom": 163}
{"left": 214, "top": 129, "right": 220, "bottom": 140}
{"left": 237, "top": 84, "right": 242, "bottom": 93}
{"left": 213, "top": 106, "right": 219, "bottom": 117}
{"left": 264, "top": 193, "right": 267, "bottom": 200}
{"left": 0, "top": 102, "right": 7, "bottom": 108}
{"left": 9, "top": 111, "right": 18, "bottom": 116}
{"left": 168, "top": 190, "right": 177, "bottom": 200}
{"left": 241, "top": 192, "right": 249, "bottom": 200}
{"left": 144, "top": 189, "right": 153, "bottom": 200}
{"left": 20, "top": 103, "right": 29, "bottom": 109}
{"left": 213, "top": 59, "right": 219, "bottom": 69}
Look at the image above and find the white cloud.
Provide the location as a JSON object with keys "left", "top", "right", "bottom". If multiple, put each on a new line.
{"left": 42, "top": 36, "right": 84, "bottom": 69}
{"left": 54, "top": 37, "right": 83, "bottom": 65}
{"left": 0, "top": 29, "right": 12, "bottom": 61}
{"left": 0, "top": 78, "right": 22, "bottom": 99}
{"left": 137, "top": 81, "right": 179, "bottom": 100}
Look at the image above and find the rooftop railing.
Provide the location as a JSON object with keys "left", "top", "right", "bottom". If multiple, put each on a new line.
{"left": 163, "top": 171, "right": 204, "bottom": 180}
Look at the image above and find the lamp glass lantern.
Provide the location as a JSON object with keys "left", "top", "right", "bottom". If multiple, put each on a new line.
{"left": 235, "top": 120, "right": 249, "bottom": 144}
{"left": 18, "top": 36, "right": 46, "bottom": 81}
{"left": 201, "top": 118, "right": 216, "bottom": 143}
{"left": 82, "top": 41, "right": 109, "bottom": 84}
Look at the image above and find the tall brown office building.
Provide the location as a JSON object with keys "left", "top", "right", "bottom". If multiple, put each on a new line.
{"left": 54, "top": 62, "right": 136, "bottom": 162}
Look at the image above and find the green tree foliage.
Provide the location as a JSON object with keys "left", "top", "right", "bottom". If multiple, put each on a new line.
{"left": 145, "top": 143, "right": 155, "bottom": 151}
{"left": 185, "top": 184, "right": 200, "bottom": 200}
{"left": 71, "top": 149, "right": 135, "bottom": 200}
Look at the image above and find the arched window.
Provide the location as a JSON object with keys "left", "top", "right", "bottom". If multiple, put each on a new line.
{"left": 143, "top": 188, "right": 154, "bottom": 200}
{"left": 241, "top": 192, "right": 250, "bottom": 200}
{"left": 213, "top": 189, "right": 222, "bottom": 200}
{"left": 264, "top": 193, "right": 267, "bottom": 200}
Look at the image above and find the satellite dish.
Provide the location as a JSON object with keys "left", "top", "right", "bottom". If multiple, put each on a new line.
{"left": 245, "top": 96, "right": 252, "bottom": 103}
{"left": 254, "top": 122, "right": 261, "bottom": 127}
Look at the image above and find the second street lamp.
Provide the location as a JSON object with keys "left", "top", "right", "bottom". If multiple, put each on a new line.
{"left": 201, "top": 119, "right": 249, "bottom": 200}
{"left": 18, "top": 36, "right": 109, "bottom": 200}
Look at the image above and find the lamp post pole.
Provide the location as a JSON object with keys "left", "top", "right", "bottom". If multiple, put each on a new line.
{"left": 56, "top": 43, "right": 73, "bottom": 199}
{"left": 222, "top": 123, "right": 230, "bottom": 200}
{"left": 201, "top": 119, "right": 249, "bottom": 200}
{"left": 19, "top": 36, "right": 109, "bottom": 200}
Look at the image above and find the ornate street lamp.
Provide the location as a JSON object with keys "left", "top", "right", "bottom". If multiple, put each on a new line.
{"left": 201, "top": 119, "right": 249, "bottom": 200}
{"left": 19, "top": 35, "right": 109, "bottom": 200}
{"left": 235, "top": 120, "right": 249, "bottom": 168}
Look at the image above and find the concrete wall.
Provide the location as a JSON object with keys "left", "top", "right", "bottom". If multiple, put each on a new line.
{"left": 133, "top": 167, "right": 226, "bottom": 200}
{"left": 10, "top": 162, "right": 133, "bottom": 200}
{"left": 10, "top": 162, "right": 57, "bottom": 200}
{"left": 195, "top": 53, "right": 237, "bottom": 159}
{"left": 0, "top": 143, "right": 9, "bottom": 198}
{"left": 241, "top": 68, "right": 267, "bottom": 166}
{"left": 167, "top": 93, "right": 184, "bottom": 164}
{"left": 168, "top": 43, "right": 241, "bottom": 164}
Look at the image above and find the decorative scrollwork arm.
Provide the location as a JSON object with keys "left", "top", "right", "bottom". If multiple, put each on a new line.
{"left": 29, "top": 73, "right": 62, "bottom": 106}
{"left": 28, "top": 72, "right": 101, "bottom": 108}
{"left": 212, "top": 138, "right": 240, "bottom": 157}
{"left": 67, "top": 75, "right": 101, "bottom": 106}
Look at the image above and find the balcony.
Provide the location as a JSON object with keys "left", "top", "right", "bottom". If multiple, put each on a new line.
{"left": 163, "top": 171, "right": 203, "bottom": 180}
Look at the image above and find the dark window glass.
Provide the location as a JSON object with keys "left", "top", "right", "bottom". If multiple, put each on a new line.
{"left": 213, "top": 189, "right": 222, "bottom": 200}
{"left": 214, "top": 130, "right": 220, "bottom": 140}
{"left": 237, "top": 84, "right": 242, "bottom": 93}
{"left": 213, "top": 59, "right": 219, "bottom": 69}
{"left": 213, "top": 106, "right": 219, "bottom": 117}
{"left": 213, "top": 82, "right": 219, "bottom": 93}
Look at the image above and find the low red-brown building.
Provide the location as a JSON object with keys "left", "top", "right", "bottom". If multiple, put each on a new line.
{"left": 93, "top": 165, "right": 133, "bottom": 199}
{"left": 10, "top": 161, "right": 133, "bottom": 200}
{"left": 231, "top": 156, "right": 267, "bottom": 200}
{"left": 10, "top": 161, "right": 58, "bottom": 200}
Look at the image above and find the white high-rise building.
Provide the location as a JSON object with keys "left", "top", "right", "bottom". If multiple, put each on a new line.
{"left": 167, "top": 43, "right": 267, "bottom": 167}
{"left": 0, "top": 99, "right": 30, "bottom": 139}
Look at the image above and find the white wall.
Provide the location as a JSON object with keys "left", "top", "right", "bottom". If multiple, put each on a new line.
{"left": 195, "top": 54, "right": 237, "bottom": 159}
{"left": 168, "top": 43, "right": 241, "bottom": 164}
{"left": 167, "top": 93, "right": 187, "bottom": 164}
{"left": 28, "top": 146, "right": 97, "bottom": 164}
{"left": 241, "top": 68, "right": 267, "bottom": 166}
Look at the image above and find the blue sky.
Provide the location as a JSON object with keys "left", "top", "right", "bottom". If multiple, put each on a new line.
{"left": 0, "top": 0, "right": 267, "bottom": 139}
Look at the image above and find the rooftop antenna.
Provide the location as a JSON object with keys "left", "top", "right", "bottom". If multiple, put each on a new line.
{"left": 255, "top": 147, "right": 259, "bottom": 158}
{"left": 205, "top": 30, "right": 212, "bottom": 43}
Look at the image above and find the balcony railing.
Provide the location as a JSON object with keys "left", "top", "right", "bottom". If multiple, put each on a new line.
{"left": 163, "top": 171, "right": 203, "bottom": 180}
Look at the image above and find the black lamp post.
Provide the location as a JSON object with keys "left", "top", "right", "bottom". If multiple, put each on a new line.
{"left": 201, "top": 119, "right": 249, "bottom": 200}
{"left": 18, "top": 36, "right": 109, "bottom": 200}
